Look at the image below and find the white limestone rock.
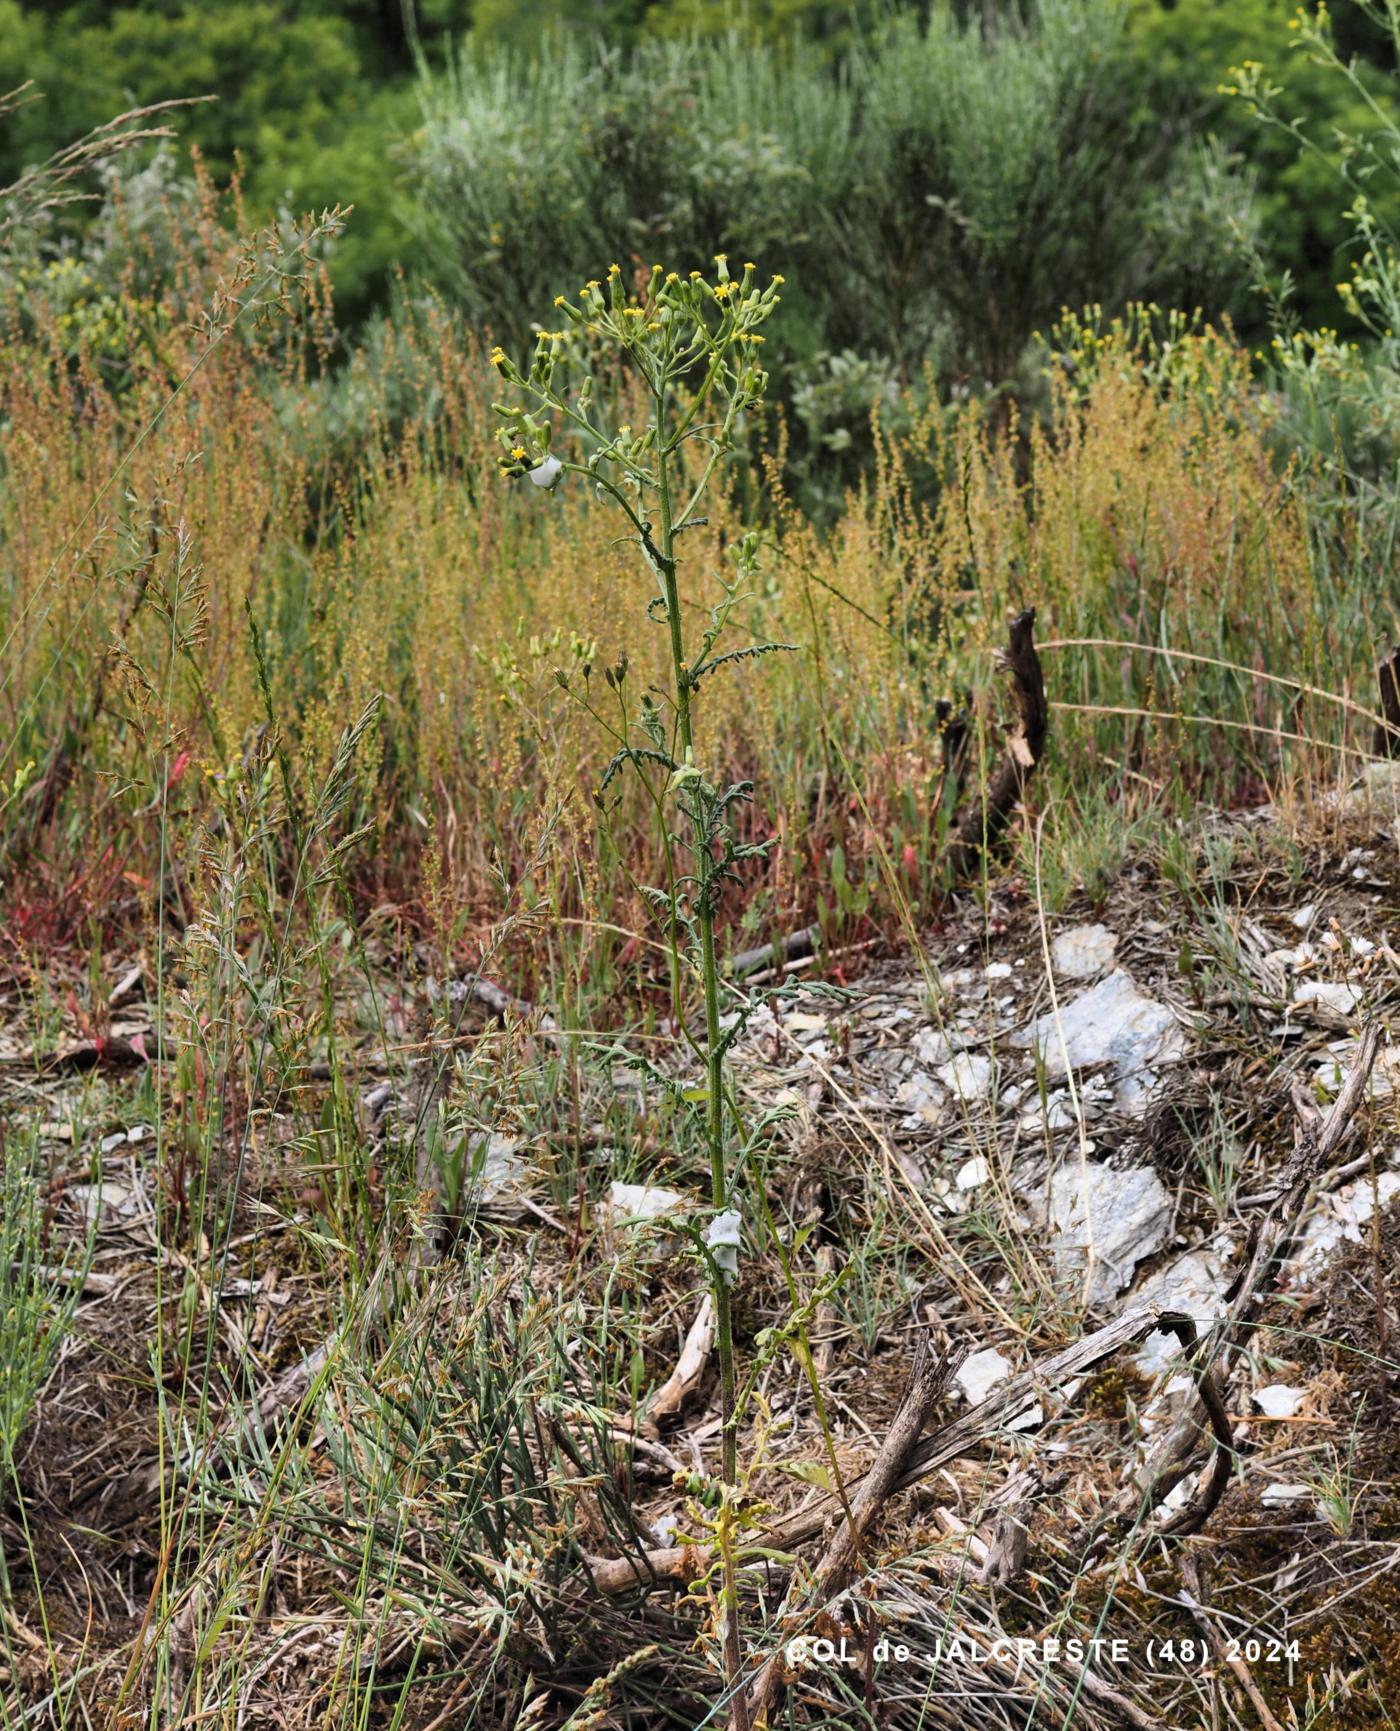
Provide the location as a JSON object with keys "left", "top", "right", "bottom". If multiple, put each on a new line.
{"left": 1294, "top": 1171, "right": 1400, "bottom": 1270}
{"left": 1012, "top": 970, "right": 1186, "bottom": 1084}
{"left": 1051, "top": 924, "right": 1118, "bottom": 980}
{"left": 1030, "top": 1160, "right": 1173, "bottom": 1304}
{"left": 605, "top": 1182, "right": 689, "bottom": 1228}
{"left": 1253, "top": 1384, "right": 1305, "bottom": 1419}
{"left": 956, "top": 1347, "right": 1013, "bottom": 1405}
{"left": 936, "top": 1052, "right": 996, "bottom": 1103}
{"left": 1129, "top": 1251, "right": 1229, "bottom": 1373}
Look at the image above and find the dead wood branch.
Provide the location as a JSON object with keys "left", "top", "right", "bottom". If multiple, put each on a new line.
{"left": 936, "top": 695, "right": 972, "bottom": 786}
{"left": 1178, "top": 1555, "right": 1287, "bottom": 1731}
{"left": 746, "top": 1336, "right": 964, "bottom": 1727}
{"left": 979, "top": 1462, "right": 1068, "bottom": 1587}
{"left": 812, "top": 1244, "right": 839, "bottom": 1382}
{"left": 727, "top": 925, "right": 819, "bottom": 979}
{"left": 944, "top": 608, "right": 1048, "bottom": 882}
{"left": 585, "top": 1303, "right": 1176, "bottom": 1598}
{"left": 932, "top": 693, "right": 972, "bottom": 831}
{"left": 585, "top": 1544, "right": 705, "bottom": 1595}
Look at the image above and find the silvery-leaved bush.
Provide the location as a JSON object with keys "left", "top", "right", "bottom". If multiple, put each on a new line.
{"left": 706, "top": 1209, "right": 742, "bottom": 1286}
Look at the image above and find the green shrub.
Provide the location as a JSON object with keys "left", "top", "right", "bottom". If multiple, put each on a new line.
{"left": 1126, "top": 0, "right": 1400, "bottom": 336}
{"left": 0, "top": 0, "right": 417, "bottom": 326}
{"left": 1230, "top": 1, "right": 1400, "bottom": 487}
{"left": 410, "top": 4, "right": 1256, "bottom": 398}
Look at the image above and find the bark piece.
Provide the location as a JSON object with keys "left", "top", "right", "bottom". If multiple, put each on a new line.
{"left": 727, "top": 925, "right": 819, "bottom": 980}
{"left": 979, "top": 1463, "right": 1067, "bottom": 1587}
{"left": 645, "top": 1294, "right": 715, "bottom": 1433}
{"left": 1178, "top": 1555, "right": 1287, "bottom": 1731}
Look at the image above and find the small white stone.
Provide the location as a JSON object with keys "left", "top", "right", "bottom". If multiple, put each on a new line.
{"left": 936, "top": 1052, "right": 995, "bottom": 1102}
{"left": 605, "top": 1182, "right": 688, "bottom": 1227}
{"left": 1051, "top": 924, "right": 1118, "bottom": 979}
{"left": 956, "top": 1347, "right": 1013, "bottom": 1405}
{"left": 1253, "top": 1384, "right": 1304, "bottom": 1419}
{"left": 1113, "top": 1070, "right": 1158, "bottom": 1116}
{"left": 1130, "top": 1251, "right": 1228, "bottom": 1372}
{"left": 463, "top": 1133, "right": 530, "bottom": 1209}
{"left": 1012, "top": 969, "right": 1186, "bottom": 1080}
{"left": 1261, "top": 1482, "right": 1312, "bottom": 1507}
{"left": 1295, "top": 1171, "right": 1400, "bottom": 1266}
{"left": 1290, "top": 905, "right": 1317, "bottom": 930}
{"left": 1291, "top": 980, "right": 1361, "bottom": 1016}
{"left": 984, "top": 961, "right": 1014, "bottom": 980}
{"left": 896, "top": 1073, "right": 944, "bottom": 1112}
{"left": 956, "top": 1155, "right": 991, "bottom": 1191}
{"left": 1031, "top": 1161, "right": 1173, "bottom": 1303}
{"left": 914, "top": 1028, "right": 961, "bottom": 1066}
{"left": 1021, "top": 1090, "right": 1082, "bottom": 1133}
{"left": 67, "top": 1181, "right": 140, "bottom": 1225}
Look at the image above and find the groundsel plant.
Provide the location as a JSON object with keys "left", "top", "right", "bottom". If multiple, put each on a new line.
{"left": 490, "top": 256, "right": 787, "bottom": 1716}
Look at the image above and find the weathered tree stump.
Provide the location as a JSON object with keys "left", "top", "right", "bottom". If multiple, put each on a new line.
{"left": 943, "top": 607, "right": 1048, "bottom": 882}
{"left": 1376, "top": 643, "right": 1400, "bottom": 758}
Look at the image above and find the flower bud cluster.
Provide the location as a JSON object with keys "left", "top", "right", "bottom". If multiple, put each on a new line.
{"left": 489, "top": 257, "right": 784, "bottom": 490}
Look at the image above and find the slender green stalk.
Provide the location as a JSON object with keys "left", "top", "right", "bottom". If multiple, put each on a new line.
{"left": 655, "top": 416, "right": 746, "bottom": 1727}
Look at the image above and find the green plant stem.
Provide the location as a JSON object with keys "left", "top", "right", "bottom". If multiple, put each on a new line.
{"left": 655, "top": 403, "right": 747, "bottom": 1729}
